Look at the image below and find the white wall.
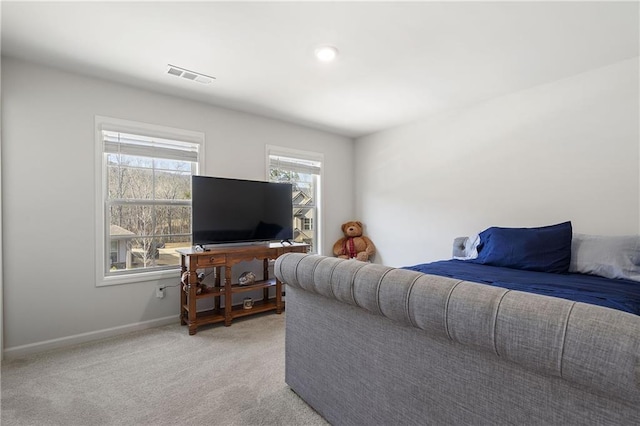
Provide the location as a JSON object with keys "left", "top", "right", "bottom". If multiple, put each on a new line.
{"left": 1, "top": 57, "right": 354, "bottom": 354}
{"left": 355, "top": 58, "right": 640, "bottom": 267}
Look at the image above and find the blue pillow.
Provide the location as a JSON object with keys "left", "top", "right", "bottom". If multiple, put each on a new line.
{"left": 471, "top": 221, "right": 572, "bottom": 273}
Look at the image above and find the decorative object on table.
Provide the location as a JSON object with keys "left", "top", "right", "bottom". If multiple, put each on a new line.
{"left": 238, "top": 271, "right": 256, "bottom": 286}
{"left": 181, "top": 271, "right": 209, "bottom": 294}
{"left": 243, "top": 297, "right": 253, "bottom": 310}
{"left": 332, "top": 221, "right": 376, "bottom": 262}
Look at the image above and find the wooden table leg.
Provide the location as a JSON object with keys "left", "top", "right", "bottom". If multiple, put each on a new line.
{"left": 263, "top": 258, "right": 269, "bottom": 304}
{"left": 187, "top": 270, "right": 198, "bottom": 335}
{"left": 224, "top": 266, "right": 232, "bottom": 326}
{"left": 214, "top": 266, "right": 221, "bottom": 313}
{"left": 276, "top": 278, "right": 283, "bottom": 314}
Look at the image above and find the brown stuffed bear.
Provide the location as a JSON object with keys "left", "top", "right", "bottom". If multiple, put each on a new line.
{"left": 332, "top": 221, "right": 376, "bottom": 262}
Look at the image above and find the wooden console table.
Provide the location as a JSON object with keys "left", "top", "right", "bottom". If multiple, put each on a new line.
{"left": 177, "top": 243, "right": 308, "bottom": 335}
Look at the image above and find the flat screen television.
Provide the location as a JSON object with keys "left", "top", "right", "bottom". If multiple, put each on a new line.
{"left": 191, "top": 175, "right": 293, "bottom": 246}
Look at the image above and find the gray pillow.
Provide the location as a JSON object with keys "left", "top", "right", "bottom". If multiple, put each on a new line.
{"left": 569, "top": 233, "right": 640, "bottom": 282}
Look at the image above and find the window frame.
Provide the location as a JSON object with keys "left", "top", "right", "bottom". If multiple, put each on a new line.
{"left": 95, "top": 116, "right": 205, "bottom": 286}
{"left": 266, "top": 145, "right": 323, "bottom": 254}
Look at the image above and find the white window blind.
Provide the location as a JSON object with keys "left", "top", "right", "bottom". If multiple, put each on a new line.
{"left": 268, "top": 155, "right": 321, "bottom": 176}
{"left": 103, "top": 131, "right": 199, "bottom": 163}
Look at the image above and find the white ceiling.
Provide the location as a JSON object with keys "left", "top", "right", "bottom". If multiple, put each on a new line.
{"left": 2, "top": 1, "right": 638, "bottom": 138}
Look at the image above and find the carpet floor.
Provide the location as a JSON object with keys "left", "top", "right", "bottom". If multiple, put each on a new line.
{"left": 1, "top": 313, "right": 328, "bottom": 426}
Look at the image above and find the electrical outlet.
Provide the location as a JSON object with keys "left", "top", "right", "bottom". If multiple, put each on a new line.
{"left": 156, "top": 285, "right": 165, "bottom": 299}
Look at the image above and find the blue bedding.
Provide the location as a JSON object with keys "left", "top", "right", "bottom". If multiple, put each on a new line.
{"left": 404, "top": 260, "right": 640, "bottom": 316}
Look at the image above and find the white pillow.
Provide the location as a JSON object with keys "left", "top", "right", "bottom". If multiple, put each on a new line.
{"left": 453, "top": 234, "right": 480, "bottom": 260}
{"left": 570, "top": 233, "right": 640, "bottom": 282}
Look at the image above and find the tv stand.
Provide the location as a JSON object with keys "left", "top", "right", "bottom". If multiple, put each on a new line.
{"left": 177, "top": 242, "right": 309, "bottom": 335}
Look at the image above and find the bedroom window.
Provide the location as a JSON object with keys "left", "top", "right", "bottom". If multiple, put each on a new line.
{"left": 302, "top": 217, "right": 313, "bottom": 231}
{"left": 96, "top": 117, "right": 204, "bottom": 286}
{"left": 267, "top": 146, "right": 323, "bottom": 254}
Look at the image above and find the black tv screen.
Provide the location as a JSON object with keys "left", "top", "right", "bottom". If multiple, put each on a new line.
{"left": 192, "top": 176, "right": 293, "bottom": 246}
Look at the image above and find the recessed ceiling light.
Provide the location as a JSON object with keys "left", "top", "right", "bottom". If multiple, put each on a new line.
{"left": 167, "top": 64, "right": 215, "bottom": 84}
{"left": 315, "top": 46, "right": 339, "bottom": 63}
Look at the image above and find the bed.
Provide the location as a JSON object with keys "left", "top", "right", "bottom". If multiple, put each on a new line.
{"left": 405, "top": 222, "right": 640, "bottom": 316}
{"left": 404, "top": 260, "right": 640, "bottom": 315}
{"left": 274, "top": 222, "right": 640, "bottom": 425}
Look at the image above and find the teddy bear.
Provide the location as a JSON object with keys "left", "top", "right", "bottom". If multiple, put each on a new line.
{"left": 332, "top": 221, "right": 376, "bottom": 262}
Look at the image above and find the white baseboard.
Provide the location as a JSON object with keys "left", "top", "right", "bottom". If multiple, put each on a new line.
{"left": 3, "top": 315, "right": 179, "bottom": 359}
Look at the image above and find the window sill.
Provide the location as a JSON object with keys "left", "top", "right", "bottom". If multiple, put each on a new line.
{"left": 97, "top": 268, "right": 181, "bottom": 287}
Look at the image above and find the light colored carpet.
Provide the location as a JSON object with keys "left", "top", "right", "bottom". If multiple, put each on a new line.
{"left": 1, "top": 313, "right": 328, "bottom": 426}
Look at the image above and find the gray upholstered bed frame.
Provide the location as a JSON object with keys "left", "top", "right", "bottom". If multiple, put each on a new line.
{"left": 275, "top": 253, "right": 640, "bottom": 425}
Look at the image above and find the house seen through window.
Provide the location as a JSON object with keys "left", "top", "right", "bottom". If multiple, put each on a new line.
{"left": 98, "top": 123, "right": 202, "bottom": 281}
{"left": 268, "top": 150, "right": 322, "bottom": 253}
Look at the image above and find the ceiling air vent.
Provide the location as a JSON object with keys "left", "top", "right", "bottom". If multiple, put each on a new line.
{"left": 167, "top": 64, "right": 215, "bottom": 84}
